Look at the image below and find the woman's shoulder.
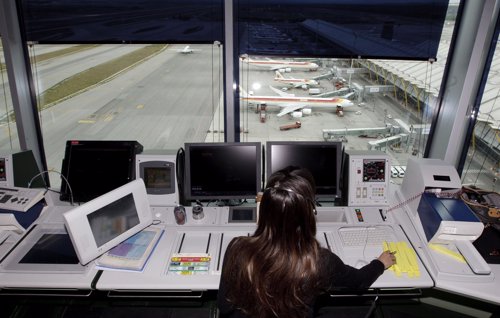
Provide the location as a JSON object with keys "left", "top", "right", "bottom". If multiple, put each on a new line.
{"left": 226, "top": 236, "right": 252, "bottom": 252}
{"left": 229, "top": 235, "right": 251, "bottom": 244}
{"left": 222, "top": 236, "right": 254, "bottom": 268}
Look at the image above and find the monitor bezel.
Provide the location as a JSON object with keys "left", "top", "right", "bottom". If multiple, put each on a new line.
{"left": 138, "top": 160, "right": 176, "bottom": 196}
{"left": 60, "top": 140, "right": 143, "bottom": 203}
{"left": 265, "top": 141, "right": 342, "bottom": 200}
{"left": 184, "top": 142, "right": 262, "bottom": 201}
{"left": 63, "top": 179, "right": 153, "bottom": 265}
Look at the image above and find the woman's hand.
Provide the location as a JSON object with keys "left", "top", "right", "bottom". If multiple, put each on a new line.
{"left": 378, "top": 250, "right": 396, "bottom": 269}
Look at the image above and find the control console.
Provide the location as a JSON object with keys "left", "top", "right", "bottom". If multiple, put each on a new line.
{"left": 0, "top": 186, "right": 45, "bottom": 212}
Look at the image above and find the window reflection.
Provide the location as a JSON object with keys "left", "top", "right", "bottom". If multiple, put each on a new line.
{"left": 462, "top": 40, "right": 500, "bottom": 192}
{"left": 28, "top": 43, "right": 223, "bottom": 187}
{"left": 239, "top": 6, "right": 457, "bottom": 187}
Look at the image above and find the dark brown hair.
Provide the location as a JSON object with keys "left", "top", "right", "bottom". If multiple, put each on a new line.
{"left": 222, "top": 166, "right": 321, "bottom": 317}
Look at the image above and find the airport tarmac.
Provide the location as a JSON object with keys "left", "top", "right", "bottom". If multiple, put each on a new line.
{"left": 206, "top": 64, "right": 420, "bottom": 188}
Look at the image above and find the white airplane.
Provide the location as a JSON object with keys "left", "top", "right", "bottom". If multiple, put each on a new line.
{"left": 240, "top": 86, "right": 354, "bottom": 117}
{"left": 274, "top": 71, "right": 319, "bottom": 89}
{"left": 177, "top": 45, "right": 200, "bottom": 54}
{"left": 240, "top": 57, "right": 319, "bottom": 71}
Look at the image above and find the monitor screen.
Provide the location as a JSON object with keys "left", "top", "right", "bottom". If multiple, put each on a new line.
{"left": 266, "top": 141, "right": 342, "bottom": 200}
{"left": 87, "top": 193, "right": 139, "bottom": 247}
{"left": 63, "top": 179, "right": 152, "bottom": 265}
{"left": 138, "top": 160, "right": 175, "bottom": 196}
{"left": 184, "top": 142, "right": 262, "bottom": 201}
{"left": 144, "top": 166, "right": 172, "bottom": 190}
{"left": 60, "top": 140, "right": 144, "bottom": 203}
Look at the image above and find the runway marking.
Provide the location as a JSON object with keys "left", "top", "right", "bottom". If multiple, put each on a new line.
{"left": 136, "top": 104, "right": 145, "bottom": 109}
{"left": 78, "top": 119, "right": 96, "bottom": 124}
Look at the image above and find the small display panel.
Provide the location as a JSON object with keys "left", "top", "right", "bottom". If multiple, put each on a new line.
{"left": 139, "top": 160, "right": 176, "bottom": 195}
{"left": 363, "top": 159, "right": 386, "bottom": 182}
{"left": 144, "top": 166, "right": 171, "bottom": 189}
{"left": 0, "top": 158, "right": 6, "bottom": 181}
{"left": 20, "top": 233, "right": 79, "bottom": 265}
{"left": 229, "top": 207, "right": 256, "bottom": 223}
{"left": 87, "top": 193, "right": 139, "bottom": 247}
{"left": 433, "top": 175, "right": 451, "bottom": 182}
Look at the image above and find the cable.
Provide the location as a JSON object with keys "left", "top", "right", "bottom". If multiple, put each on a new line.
{"left": 28, "top": 169, "right": 75, "bottom": 206}
{"left": 364, "top": 295, "right": 379, "bottom": 318}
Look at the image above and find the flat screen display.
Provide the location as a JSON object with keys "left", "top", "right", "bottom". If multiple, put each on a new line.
{"left": 266, "top": 141, "right": 342, "bottom": 200}
{"left": 19, "top": 233, "right": 79, "bottom": 265}
{"left": 185, "top": 142, "right": 262, "bottom": 200}
{"left": 87, "top": 193, "right": 139, "bottom": 247}
{"left": 60, "top": 140, "right": 143, "bottom": 203}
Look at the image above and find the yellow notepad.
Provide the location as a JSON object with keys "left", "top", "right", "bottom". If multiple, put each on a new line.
{"left": 383, "top": 241, "right": 420, "bottom": 277}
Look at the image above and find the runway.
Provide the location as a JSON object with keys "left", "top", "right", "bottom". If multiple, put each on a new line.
{"left": 36, "top": 44, "right": 223, "bottom": 186}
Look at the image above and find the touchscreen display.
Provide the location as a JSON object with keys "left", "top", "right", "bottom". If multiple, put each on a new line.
{"left": 87, "top": 193, "right": 139, "bottom": 247}
{"left": 20, "top": 233, "right": 79, "bottom": 264}
{"left": 144, "top": 166, "right": 171, "bottom": 189}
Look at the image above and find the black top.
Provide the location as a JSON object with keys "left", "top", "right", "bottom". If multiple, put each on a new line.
{"left": 217, "top": 239, "right": 385, "bottom": 318}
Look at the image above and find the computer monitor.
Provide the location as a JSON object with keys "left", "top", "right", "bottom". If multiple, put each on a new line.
{"left": 266, "top": 141, "right": 342, "bottom": 200}
{"left": 136, "top": 151, "right": 179, "bottom": 206}
{"left": 0, "top": 150, "right": 44, "bottom": 188}
{"left": 60, "top": 140, "right": 144, "bottom": 203}
{"left": 63, "top": 179, "right": 153, "bottom": 265}
{"left": 184, "top": 142, "right": 262, "bottom": 201}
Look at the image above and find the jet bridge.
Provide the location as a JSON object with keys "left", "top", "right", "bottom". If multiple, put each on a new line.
{"left": 322, "top": 124, "right": 400, "bottom": 141}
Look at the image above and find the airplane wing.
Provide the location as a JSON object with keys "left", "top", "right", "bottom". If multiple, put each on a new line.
{"left": 269, "top": 86, "right": 295, "bottom": 97}
{"left": 293, "top": 82, "right": 306, "bottom": 88}
{"left": 342, "top": 92, "right": 355, "bottom": 99}
{"left": 269, "top": 65, "right": 285, "bottom": 71}
{"left": 277, "top": 104, "right": 305, "bottom": 117}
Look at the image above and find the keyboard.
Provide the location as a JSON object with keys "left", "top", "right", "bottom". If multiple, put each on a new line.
{"left": 338, "top": 226, "right": 396, "bottom": 247}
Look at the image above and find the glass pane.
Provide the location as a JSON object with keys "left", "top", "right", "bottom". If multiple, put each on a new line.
{"left": 20, "top": 0, "right": 224, "bottom": 44}
{"left": 0, "top": 36, "right": 21, "bottom": 152}
{"left": 462, "top": 39, "right": 500, "bottom": 192}
{"left": 29, "top": 43, "right": 223, "bottom": 188}
{"left": 237, "top": 0, "right": 449, "bottom": 60}
{"left": 239, "top": 3, "right": 458, "bottom": 188}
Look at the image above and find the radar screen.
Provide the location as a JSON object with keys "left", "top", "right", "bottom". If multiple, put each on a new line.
{"left": 363, "top": 159, "right": 386, "bottom": 182}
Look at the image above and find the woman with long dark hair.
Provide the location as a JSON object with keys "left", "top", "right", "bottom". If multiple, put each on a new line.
{"left": 217, "top": 166, "right": 395, "bottom": 318}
